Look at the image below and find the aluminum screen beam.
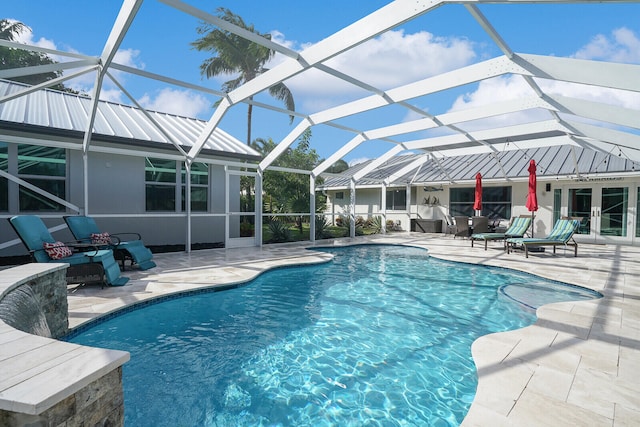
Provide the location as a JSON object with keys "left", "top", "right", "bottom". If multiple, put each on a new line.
{"left": 189, "top": 0, "right": 445, "bottom": 162}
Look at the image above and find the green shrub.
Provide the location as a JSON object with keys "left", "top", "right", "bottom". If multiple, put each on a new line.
{"left": 239, "top": 221, "right": 254, "bottom": 237}
{"left": 268, "top": 219, "right": 291, "bottom": 243}
{"left": 315, "top": 215, "right": 330, "bottom": 239}
{"left": 369, "top": 216, "right": 382, "bottom": 234}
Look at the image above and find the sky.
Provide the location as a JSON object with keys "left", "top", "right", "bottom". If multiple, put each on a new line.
{"left": 3, "top": 0, "right": 640, "bottom": 165}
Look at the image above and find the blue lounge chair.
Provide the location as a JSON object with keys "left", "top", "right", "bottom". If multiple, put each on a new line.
{"left": 9, "top": 215, "right": 129, "bottom": 287}
{"left": 64, "top": 215, "right": 156, "bottom": 270}
{"left": 471, "top": 216, "right": 532, "bottom": 250}
{"left": 506, "top": 219, "right": 580, "bottom": 258}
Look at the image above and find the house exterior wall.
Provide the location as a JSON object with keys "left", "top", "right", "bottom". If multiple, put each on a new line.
{"left": 325, "top": 178, "right": 640, "bottom": 241}
{"left": 325, "top": 188, "right": 382, "bottom": 224}
{"left": 0, "top": 143, "right": 239, "bottom": 257}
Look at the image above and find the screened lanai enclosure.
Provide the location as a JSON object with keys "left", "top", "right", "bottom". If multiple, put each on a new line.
{"left": 1, "top": 0, "right": 640, "bottom": 257}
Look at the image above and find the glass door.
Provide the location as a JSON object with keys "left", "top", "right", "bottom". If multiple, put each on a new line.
{"left": 226, "top": 170, "right": 257, "bottom": 248}
{"left": 566, "top": 185, "right": 632, "bottom": 244}
{"left": 598, "top": 187, "right": 628, "bottom": 240}
{"left": 567, "top": 188, "right": 592, "bottom": 237}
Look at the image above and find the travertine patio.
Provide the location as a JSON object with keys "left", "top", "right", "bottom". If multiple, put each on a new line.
{"left": 66, "top": 233, "right": 640, "bottom": 426}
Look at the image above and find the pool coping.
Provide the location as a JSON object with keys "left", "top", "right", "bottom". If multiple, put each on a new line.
{"left": 0, "top": 264, "right": 129, "bottom": 415}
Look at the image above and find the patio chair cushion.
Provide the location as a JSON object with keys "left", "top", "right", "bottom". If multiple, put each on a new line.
{"left": 65, "top": 215, "right": 155, "bottom": 271}
{"left": 91, "top": 232, "right": 112, "bottom": 245}
{"left": 43, "top": 241, "right": 73, "bottom": 260}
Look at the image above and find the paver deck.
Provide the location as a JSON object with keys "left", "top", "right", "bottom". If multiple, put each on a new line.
{"left": 65, "top": 233, "right": 640, "bottom": 426}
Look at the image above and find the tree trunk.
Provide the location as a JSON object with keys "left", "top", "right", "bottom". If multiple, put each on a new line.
{"left": 246, "top": 98, "right": 253, "bottom": 144}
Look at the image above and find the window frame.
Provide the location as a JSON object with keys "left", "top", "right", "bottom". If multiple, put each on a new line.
{"left": 385, "top": 188, "right": 407, "bottom": 211}
{"left": 17, "top": 144, "right": 67, "bottom": 212}
{"left": 449, "top": 186, "right": 512, "bottom": 219}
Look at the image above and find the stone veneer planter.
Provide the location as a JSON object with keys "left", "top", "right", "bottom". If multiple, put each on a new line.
{"left": 0, "top": 263, "right": 129, "bottom": 427}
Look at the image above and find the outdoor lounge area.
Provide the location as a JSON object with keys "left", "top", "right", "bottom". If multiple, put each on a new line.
{"left": 2, "top": 233, "right": 638, "bottom": 426}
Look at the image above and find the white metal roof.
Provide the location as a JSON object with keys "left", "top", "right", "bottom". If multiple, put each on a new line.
{"left": 0, "top": 79, "right": 260, "bottom": 159}
{"left": 319, "top": 145, "right": 638, "bottom": 189}
{"left": 0, "top": 0, "right": 639, "bottom": 182}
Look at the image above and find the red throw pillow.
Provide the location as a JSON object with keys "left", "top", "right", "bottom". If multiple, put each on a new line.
{"left": 91, "top": 232, "right": 111, "bottom": 245}
{"left": 43, "top": 241, "right": 73, "bottom": 260}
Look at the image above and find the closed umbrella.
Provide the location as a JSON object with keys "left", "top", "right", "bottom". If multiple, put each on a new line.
{"left": 525, "top": 160, "right": 538, "bottom": 236}
{"left": 473, "top": 172, "right": 482, "bottom": 216}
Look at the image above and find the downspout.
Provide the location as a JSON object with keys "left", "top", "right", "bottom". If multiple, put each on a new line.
{"left": 256, "top": 169, "right": 263, "bottom": 246}
{"left": 406, "top": 183, "right": 411, "bottom": 232}
{"left": 350, "top": 178, "right": 356, "bottom": 238}
{"left": 82, "top": 153, "right": 88, "bottom": 216}
{"left": 310, "top": 175, "right": 316, "bottom": 243}
{"left": 381, "top": 183, "right": 387, "bottom": 233}
{"left": 185, "top": 160, "right": 191, "bottom": 253}
{"left": 224, "top": 166, "right": 229, "bottom": 245}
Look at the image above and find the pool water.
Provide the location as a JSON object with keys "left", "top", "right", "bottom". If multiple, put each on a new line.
{"left": 68, "top": 245, "right": 600, "bottom": 426}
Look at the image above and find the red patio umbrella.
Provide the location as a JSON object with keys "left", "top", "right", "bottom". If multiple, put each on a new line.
{"left": 525, "top": 159, "right": 538, "bottom": 236}
{"left": 473, "top": 172, "right": 482, "bottom": 215}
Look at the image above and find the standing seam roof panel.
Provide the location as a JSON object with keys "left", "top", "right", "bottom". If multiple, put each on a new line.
{"left": 603, "top": 155, "right": 628, "bottom": 172}
{"left": 91, "top": 104, "right": 114, "bottom": 135}
{"left": 27, "top": 91, "right": 49, "bottom": 127}
{"left": 97, "top": 103, "right": 132, "bottom": 138}
{"left": 545, "top": 145, "right": 572, "bottom": 175}
{"left": 498, "top": 150, "right": 524, "bottom": 177}
{"left": 126, "top": 108, "right": 167, "bottom": 142}
{"left": 47, "top": 91, "right": 73, "bottom": 130}
{"left": 111, "top": 104, "right": 152, "bottom": 141}
{"left": 0, "top": 84, "right": 27, "bottom": 123}
{"left": 0, "top": 80, "right": 258, "bottom": 158}
{"left": 151, "top": 114, "right": 191, "bottom": 146}
{"left": 577, "top": 149, "right": 597, "bottom": 174}
{"left": 65, "top": 97, "right": 90, "bottom": 131}
{"left": 214, "top": 127, "right": 254, "bottom": 156}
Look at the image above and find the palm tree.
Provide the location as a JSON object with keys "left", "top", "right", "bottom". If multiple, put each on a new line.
{"left": 0, "top": 19, "right": 76, "bottom": 92}
{"left": 191, "top": 8, "right": 295, "bottom": 144}
{"left": 0, "top": 19, "right": 27, "bottom": 41}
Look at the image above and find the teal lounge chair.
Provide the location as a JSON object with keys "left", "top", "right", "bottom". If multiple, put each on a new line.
{"left": 64, "top": 215, "right": 156, "bottom": 270}
{"left": 506, "top": 219, "right": 580, "bottom": 258}
{"left": 471, "top": 216, "right": 531, "bottom": 250}
{"left": 9, "top": 215, "right": 129, "bottom": 287}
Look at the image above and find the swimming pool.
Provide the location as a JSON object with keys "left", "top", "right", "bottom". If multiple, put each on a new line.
{"left": 67, "top": 245, "right": 600, "bottom": 426}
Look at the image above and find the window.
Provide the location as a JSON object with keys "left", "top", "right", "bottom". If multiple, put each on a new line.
{"left": 335, "top": 191, "right": 344, "bottom": 200}
{"left": 146, "top": 159, "right": 209, "bottom": 212}
{"left": 386, "top": 188, "right": 406, "bottom": 211}
{"left": 18, "top": 145, "right": 66, "bottom": 211}
{"left": 482, "top": 186, "right": 512, "bottom": 219}
{"left": 449, "top": 187, "right": 474, "bottom": 217}
{"left": 553, "top": 188, "right": 562, "bottom": 224}
{"left": 145, "top": 158, "right": 176, "bottom": 211}
{"left": 450, "top": 186, "right": 511, "bottom": 218}
{"left": 181, "top": 162, "right": 208, "bottom": 211}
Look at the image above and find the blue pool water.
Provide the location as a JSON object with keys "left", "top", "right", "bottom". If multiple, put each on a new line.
{"left": 67, "top": 245, "right": 600, "bottom": 426}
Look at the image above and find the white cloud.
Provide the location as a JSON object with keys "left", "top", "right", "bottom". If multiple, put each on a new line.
{"left": 98, "top": 88, "right": 124, "bottom": 103}
{"left": 573, "top": 27, "right": 640, "bottom": 63}
{"left": 8, "top": 20, "right": 147, "bottom": 102}
{"left": 444, "top": 28, "right": 640, "bottom": 132}
{"left": 138, "top": 88, "right": 211, "bottom": 118}
{"left": 279, "top": 29, "right": 476, "bottom": 112}
{"left": 70, "top": 48, "right": 146, "bottom": 101}
{"left": 445, "top": 76, "right": 545, "bottom": 131}
{"left": 11, "top": 20, "right": 57, "bottom": 51}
